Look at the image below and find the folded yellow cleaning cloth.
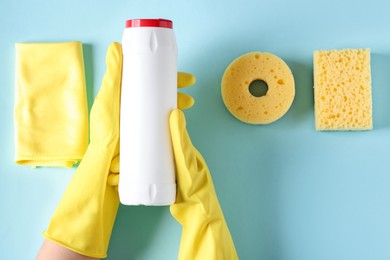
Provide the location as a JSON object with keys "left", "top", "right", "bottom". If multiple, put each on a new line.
{"left": 14, "top": 42, "right": 88, "bottom": 168}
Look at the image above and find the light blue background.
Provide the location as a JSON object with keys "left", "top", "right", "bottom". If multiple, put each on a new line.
{"left": 1, "top": 0, "right": 390, "bottom": 259}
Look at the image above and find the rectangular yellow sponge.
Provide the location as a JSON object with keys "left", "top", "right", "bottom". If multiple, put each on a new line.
{"left": 313, "top": 48, "right": 372, "bottom": 131}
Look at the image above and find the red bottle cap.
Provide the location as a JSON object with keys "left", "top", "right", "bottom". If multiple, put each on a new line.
{"left": 125, "top": 19, "right": 173, "bottom": 29}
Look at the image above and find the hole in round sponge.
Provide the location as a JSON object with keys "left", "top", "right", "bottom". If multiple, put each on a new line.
{"left": 248, "top": 80, "right": 268, "bottom": 97}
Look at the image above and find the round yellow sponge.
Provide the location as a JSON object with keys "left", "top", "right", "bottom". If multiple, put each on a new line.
{"left": 221, "top": 52, "right": 295, "bottom": 124}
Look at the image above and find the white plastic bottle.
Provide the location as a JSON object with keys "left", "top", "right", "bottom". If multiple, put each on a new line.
{"left": 119, "top": 18, "right": 177, "bottom": 205}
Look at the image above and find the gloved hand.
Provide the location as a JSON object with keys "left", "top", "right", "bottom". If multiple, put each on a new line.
{"left": 169, "top": 109, "right": 239, "bottom": 260}
{"left": 42, "top": 41, "right": 197, "bottom": 258}
{"left": 42, "top": 42, "right": 122, "bottom": 258}
{"left": 110, "top": 77, "right": 238, "bottom": 258}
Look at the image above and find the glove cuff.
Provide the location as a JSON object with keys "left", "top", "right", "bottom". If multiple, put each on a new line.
{"left": 43, "top": 143, "right": 119, "bottom": 258}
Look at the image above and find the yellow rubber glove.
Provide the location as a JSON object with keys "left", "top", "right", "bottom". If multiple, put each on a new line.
{"left": 43, "top": 41, "right": 197, "bottom": 258}
{"left": 109, "top": 81, "right": 238, "bottom": 258}
{"left": 43, "top": 42, "right": 122, "bottom": 258}
{"left": 169, "top": 109, "right": 239, "bottom": 260}
{"left": 14, "top": 42, "right": 88, "bottom": 168}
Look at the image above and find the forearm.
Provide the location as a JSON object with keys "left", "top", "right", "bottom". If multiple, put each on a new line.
{"left": 36, "top": 240, "right": 99, "bottom": 260}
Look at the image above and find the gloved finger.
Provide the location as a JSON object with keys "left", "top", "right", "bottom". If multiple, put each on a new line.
{"left": 178, "top": 72, "right": 196, "bottom": 89}
{"left": 107, "top": 172, "right": 119, "bottom": 187}
{"left": 177, "top": 92, "right": 195, "bottom": 110}
{"left": 113, "top": 138, "right": 119, "bottom": 158}
{"left": 91, "top": 42, "right": 122, "bottom": 113}
{"left": 169, "top": 109, "right": 199, "bottom": 192}
{"left": 110, "top": 154, "right": 120, "bottom": 173}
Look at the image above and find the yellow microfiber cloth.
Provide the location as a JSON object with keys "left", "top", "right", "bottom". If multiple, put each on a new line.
{"left": 14, "top": 42, "right": 88, "bottom": 168}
